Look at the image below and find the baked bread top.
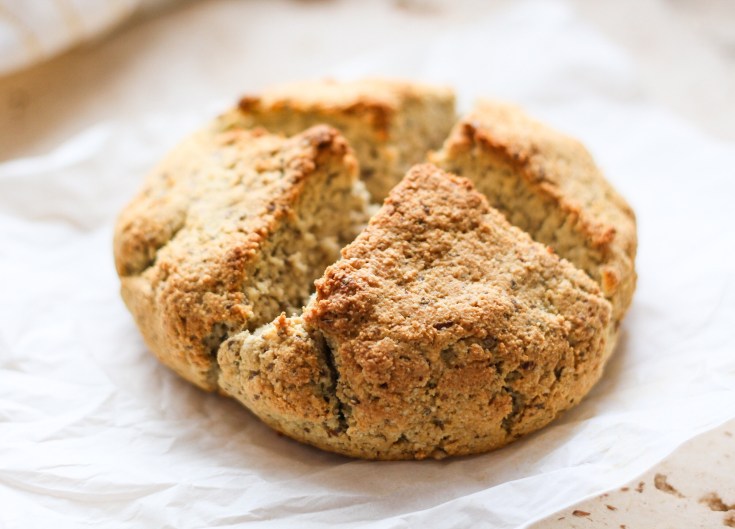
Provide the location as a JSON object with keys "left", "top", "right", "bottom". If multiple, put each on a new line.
{"left": 433, "top": 100, "right": 637, "bottom": 323}
{"left": 226, "top": 78, "right": 456, "bottom": 202}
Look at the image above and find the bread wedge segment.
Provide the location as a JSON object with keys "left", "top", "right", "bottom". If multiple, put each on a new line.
{"left": 114, "top": 125, "right": 368, "bottom": 390}
{"left": 432, "top": 101, "right": 637, "bottom": 325}
{"left": 223, "top": 78, "right": 456, "bottom": 202}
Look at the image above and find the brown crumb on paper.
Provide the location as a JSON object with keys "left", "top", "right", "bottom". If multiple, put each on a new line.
{"left": 700, "top": 492, "right": 735, "bottom": 512}
{"left": 572, "top": 510, "right": 591, "bottom": 517}
{"left": 654, "top": 473, "right": 684, "bottom": 498}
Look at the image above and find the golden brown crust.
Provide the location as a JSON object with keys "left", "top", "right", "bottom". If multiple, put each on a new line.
{"left": 432, "top": 100, "right": 637, "bottom": 323}
{"left": 237, "top": 78, "right": 452, "bottom": 134}
{"left": 114, "top": 124, "right": 363, "bottom": 390}
{"left": 228, "top": 78, "right": 456, "bottom": 201}
{"left": 239, "top": 94, "right": 394, "bottom": 139}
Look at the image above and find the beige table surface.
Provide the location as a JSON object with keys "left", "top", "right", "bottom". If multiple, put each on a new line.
{"left": 2, "top": 1, "right": 733, "bottom": 527}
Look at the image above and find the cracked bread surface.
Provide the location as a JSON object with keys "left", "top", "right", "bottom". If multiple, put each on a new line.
{"left": 114, "top": 124, "right": 368, "bottom": 390}
{"left": 432, "top": 100, "right": 637, "bottom": 325}
{"left": 219, "top": 165, "right": 612, "bottom": 459}
{"left": 115, "top": 87, "right": 637, "bottom": 460}
{"left": 223, "top": 78, "right": 456, "bottom": 202}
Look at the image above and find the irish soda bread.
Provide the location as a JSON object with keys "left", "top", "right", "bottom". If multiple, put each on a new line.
{"left": 114, "top": 79, "right": 636, "bottom": 460}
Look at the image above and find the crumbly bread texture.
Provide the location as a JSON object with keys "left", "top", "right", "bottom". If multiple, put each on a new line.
{"left": 114, "top": 124, "right": 368, "bottom": 390}
{"left": 219, "top": 165, "right": 613, "bottom": 459}
{"left": 431, "top": 101, "right": 637, "bottom": 326}
{"left": 222, "top": 78, "right": 456, "bottom": 202}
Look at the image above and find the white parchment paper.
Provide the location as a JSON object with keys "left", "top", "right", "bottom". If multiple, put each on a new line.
{"left": 1, "top": 2, "right": 734, "bottom": 528}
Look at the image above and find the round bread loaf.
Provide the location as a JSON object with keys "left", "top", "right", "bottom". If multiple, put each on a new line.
{"left": 114, "top": 79, "right": 636, "bottom": 460}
